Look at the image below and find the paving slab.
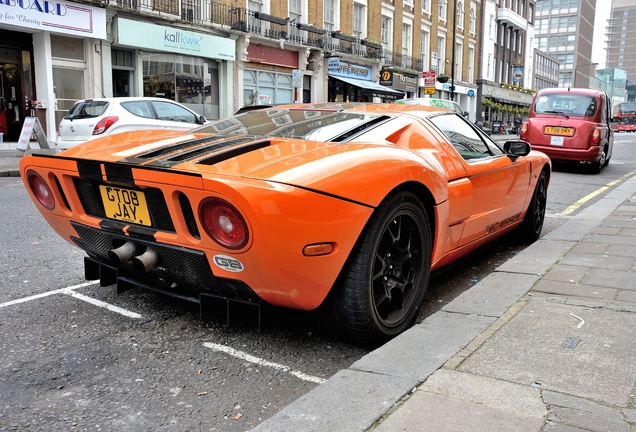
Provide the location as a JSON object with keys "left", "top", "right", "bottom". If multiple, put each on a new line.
{"left": 558, "top": 252, "right": 635, "bottom": 271}
{"left": 459, "top": 298, "right": 636, "bottom": 407}
{"left": 582, "top": 268, "right": 636, "bottom": 290}
{"left": 374, "top": 370, "right": 546, "bottom": 432}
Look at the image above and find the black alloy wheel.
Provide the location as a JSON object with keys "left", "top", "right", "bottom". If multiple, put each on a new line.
{"left": 329, "top": 191, "right": 432, "bottom": 346}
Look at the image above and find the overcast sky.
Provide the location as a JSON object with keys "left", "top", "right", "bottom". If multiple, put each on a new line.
{"left": 592, "top": 1, "right": 612, "bottom": 67}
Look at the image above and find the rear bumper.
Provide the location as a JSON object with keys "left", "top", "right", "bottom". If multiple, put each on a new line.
{"left": 530, "top": 144, "right": 603, "bottom": 163}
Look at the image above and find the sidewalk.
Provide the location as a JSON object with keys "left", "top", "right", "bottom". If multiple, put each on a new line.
{"left": 254, "top": 169, "right": 636, "bottom": 430}
{"left": 0, "top": 142, "right": 22, "bottom": 177}
{"left": 4, "top": 137, "right": 634, "bottom": 431}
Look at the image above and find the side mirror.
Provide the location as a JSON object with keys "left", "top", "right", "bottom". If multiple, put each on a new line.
{"left": 463, "top": 111, "right": 469, "bottom": 118}
{"left": 198, "top": 115, "right": 207, "bottom": 125}
{"left": 503, "top": 140, "right": 531, "bottom": 161}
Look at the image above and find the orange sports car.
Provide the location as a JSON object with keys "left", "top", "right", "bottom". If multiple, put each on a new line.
{"left": 20, "top": 103, "right": 551, "bottom": 345}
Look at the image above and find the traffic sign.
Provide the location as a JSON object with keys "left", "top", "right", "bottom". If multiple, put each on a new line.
{"left": 422, "top": 71, "right": 436, "bottom": 88}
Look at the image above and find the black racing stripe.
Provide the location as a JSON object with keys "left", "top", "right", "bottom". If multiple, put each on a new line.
{"left": 104, "top": 163, "right": 134, "bottom": 184}
{"left": 197, "top": 140, "right": 270, "bottom": 165}
{"left": 134, "top": 135, "right": 224, "bottom": 160}
{"left": 77, "top": 160, "right": 103, "bottom": 181}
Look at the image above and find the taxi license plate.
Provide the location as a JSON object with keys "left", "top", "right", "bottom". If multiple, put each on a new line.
{"left": 99, "top": 185, "right": 152, "bottom": 226}
{"left": 545, "top": 126, "right": 574, "bottom": 136}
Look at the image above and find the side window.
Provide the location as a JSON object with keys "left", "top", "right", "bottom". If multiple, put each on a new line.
{"left": 429, "top": 113, "right": 501, "bottom": 161}
{"left": 121, "top": 101, "right": 154, "bottom": 118}
{"left": 151, "top": 101, "right": 197, "bottom": 123}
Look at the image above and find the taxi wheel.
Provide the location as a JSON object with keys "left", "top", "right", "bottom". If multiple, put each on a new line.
{"left": 591, "top": 149, "right": 607, "bottom": 174}
{"left": 518, "top": 169, "right": 548, "bottom": 244}
{"left": 329, "top": 192, "right": 432, "bottom": 346}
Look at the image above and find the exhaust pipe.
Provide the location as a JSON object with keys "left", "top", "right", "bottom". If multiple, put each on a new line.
{"left": 131, "top": 248, "right": 160, "bottom": 273}
{"left": 108, "top": 241, "right": 139, "bottom": 266}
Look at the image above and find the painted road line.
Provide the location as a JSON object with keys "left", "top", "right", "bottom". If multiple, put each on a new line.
{"left": 203, "top": 342, "right": 327, "bottom": 384}
{"left": 556, "top": 170, "right": 636, "bottom": 216}
{"left": 63, "top": 290, "right": 143, "bottom": 319}
{"left": 0, "top": 281, "right": 97, "bottom": 308}
{"left": 0, "top": 281, "right": 142, "bottom": 319}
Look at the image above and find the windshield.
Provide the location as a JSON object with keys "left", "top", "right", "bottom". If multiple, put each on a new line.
{"left": 533, "top": 94, "right": 598, "bottom": 117}
{"left": 65, "top": 101, "right": 109, "bottom": 120}
{"left": 195, "top": 109, "right": 389, "bottom": 142}
{"left": 617, "top": 103, "right": 636, "bottom": 115}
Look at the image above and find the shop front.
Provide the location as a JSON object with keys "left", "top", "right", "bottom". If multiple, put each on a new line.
{"left": 379, "top": 69, "right": 419, "bottom": 99}
{"left": 113, "top": 18, "right": 235, "bottom": 120}
{"left": 328, "top": 59, "right": 402, "bottom": 102}
{"left": 0, "top": 0, "right": 106, "bottom": 142}
{"left": 477, "top": 79, "right": 535, "bottom": 131}
{"left": 242, "top": 44, "right": 299, "bottom": 107}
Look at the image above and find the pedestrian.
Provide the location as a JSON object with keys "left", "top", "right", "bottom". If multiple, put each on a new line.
{"left": 514, "top": 115, "right": 522, "bottom": 136}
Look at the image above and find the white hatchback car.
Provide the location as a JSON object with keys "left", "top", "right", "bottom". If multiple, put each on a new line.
{"left": 57, "top": 97, "right": 207, "bottom": 149}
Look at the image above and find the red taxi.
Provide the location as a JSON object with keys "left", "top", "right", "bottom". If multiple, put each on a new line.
{"left": 520, "top": 88, "right": 613, "bottom": 173}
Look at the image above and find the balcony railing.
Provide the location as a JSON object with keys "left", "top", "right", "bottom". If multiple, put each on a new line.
{"left": 108, "top": 0, "right": 423, "bottom": 73}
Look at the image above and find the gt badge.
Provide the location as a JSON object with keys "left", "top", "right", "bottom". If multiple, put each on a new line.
{"left": 213, "top": 255, "right": 244, "bottom": 272}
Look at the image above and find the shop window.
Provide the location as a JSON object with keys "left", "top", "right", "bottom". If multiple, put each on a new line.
{"left": 243, "top": 70, "right": 294, "bottom": 106}
{"left": 53, "top": 68, "right": 85, "bottom": 130}
{"left": 112, "top": 50, "right": 133, "bottom": 67}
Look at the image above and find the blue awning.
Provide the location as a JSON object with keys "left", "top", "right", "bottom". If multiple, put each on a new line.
{"left": 331, "top": 75, "right": 404, "bottom": 100}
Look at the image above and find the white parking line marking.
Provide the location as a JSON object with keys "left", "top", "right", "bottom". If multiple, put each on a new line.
{"left": 0, "top": 281, "right": 142, "bottom": 319}
{"left": 203, "top": 342, "right": 327, "bottom": 384}
{"left": 64, "top": 291, "right": 142, "bottom": 319}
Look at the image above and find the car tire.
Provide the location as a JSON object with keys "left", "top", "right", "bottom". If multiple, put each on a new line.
{"left": 591, "top": 148, "right": 607, "bottom": 173}
{"left": 326, "top": 192, "right": 432, "bottom": 346}
{"left": 517, "top": 169, "right": 548, "bottom": 244}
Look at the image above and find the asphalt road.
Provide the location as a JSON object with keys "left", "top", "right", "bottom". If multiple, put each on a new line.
{"left": 1, "top": 132, "right": 635, "bottom": 431}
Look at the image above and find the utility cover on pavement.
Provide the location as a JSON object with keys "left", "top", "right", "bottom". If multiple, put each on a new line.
{"left": 562, "top": 337, "right": 580, "bottom": 348}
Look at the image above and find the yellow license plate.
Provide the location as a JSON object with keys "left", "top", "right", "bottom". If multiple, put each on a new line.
{"left": 545, "top": 126, "right": 574, "bottom": 136}
{"left": 99, "top": 185, "right": 152, "bottom": 226}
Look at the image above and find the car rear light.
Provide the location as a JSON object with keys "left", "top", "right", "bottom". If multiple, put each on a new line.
{"left": 26, "top": 171, "right": 55, "bottom": 210}
{"left": 92, "top": 116, "right": 119, "bottom": 135}
{"left": 591, "top": 128, "right": 601, "bottom": 145}
{"left": 519, "top": 122, "right": 528, "bottom": 140}
{"left": 199, "top": 198, "right": 248, "bottom": 249}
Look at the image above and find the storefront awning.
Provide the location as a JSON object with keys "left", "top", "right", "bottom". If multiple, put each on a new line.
{"left": 332, "top": 75, "right": 404, "bottom": 101}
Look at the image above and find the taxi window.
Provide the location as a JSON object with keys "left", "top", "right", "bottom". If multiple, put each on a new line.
{"left": 429, "top": 113, "right": 499, "bottom": 161}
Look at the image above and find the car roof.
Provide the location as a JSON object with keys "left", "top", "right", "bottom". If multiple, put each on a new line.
{"left": 75, "top": 97, "right": 185, "bottom": 104}
{"left": 535, "top": 88, "right": 605, "bottom": 97}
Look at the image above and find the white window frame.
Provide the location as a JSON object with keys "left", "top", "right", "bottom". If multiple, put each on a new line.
{"left": 381, "top": 8, "right": 394, "bottom": 53}
{"left": 437, "top": 32, "right": 447, "bottom": 73}
{"left": 421, "top": 26, "right": 430, "bottom": 72}
{"left": 457, "top": 1, "right": 464, "bottom": 30}
{"left": 353, "top": 2, "right": 367, "bottom": 40}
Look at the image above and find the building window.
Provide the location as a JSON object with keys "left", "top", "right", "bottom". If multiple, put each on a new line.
{"left": 470, "top": 7, "right": 476, "bottom": 33}
{"left": 468, "top": 46, "right": 474, "bottom": 82}
{"left": 455, "top": 42, "right": 463, "bottom": 81}
{"left": 487, "top": 54, "right": 492, "bottom": 79}
{"left": 381, "top": 15, "right": 392, "bottom": 52}
{"left": 457, "top": 1, "right": 464, "bottom": 29}
{"left": 402, "top": 23, "right": 412, "bottom": 66}
{"left": 439, "top": 0, "right": 447, "bottom": 21}
{"left": 421, "top": 28, "right": 430, "bottom": 71}
{"left": 437, "top": 34, "right": 446, "bottom": 73}
{"left": 353, "top": 3, "right": 366, "bottom": 40}
{"left": 324, "top": 0, "right": 336, "bottom": 32}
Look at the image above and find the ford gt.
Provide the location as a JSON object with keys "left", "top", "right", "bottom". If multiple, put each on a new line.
{"left": 20, "top": 103, "right": 551, "bottom": 345}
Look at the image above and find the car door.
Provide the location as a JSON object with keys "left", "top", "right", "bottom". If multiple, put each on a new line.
{"left": 150, "top": 100, "right": 202, "bottom": 131}
{"left": 429, "top": 113, "right": 531, "bottom": 247}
